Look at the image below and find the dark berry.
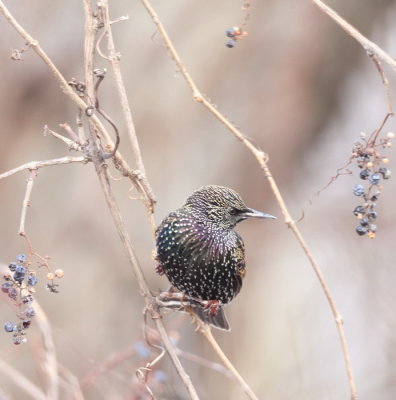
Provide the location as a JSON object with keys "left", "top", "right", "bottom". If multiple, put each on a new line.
{"left": 8, "top": 262, "right": 17, "bottom": 272}
{"left": 27, "top": 274, "right": 38, "bottom": 286}
{"left": 353, "top": 185, "right": 365, "bottom": 196}
{"left": 1, "top": 282, "right": 13, "bottom": 293}
{"left": 369, "top": 174, "right": 380, "bottom": 185}
{"left": 226, "top": 40, "right": 236, "bottom": 48}
{"left": 368, "top": 209, "right": 377, "bottom": 219}
{"left": 4, "top": 322, "right": 15, "bottom": 333}
{"left": 24, "top": 308, "right": 35, "bottom": 318}
{"left": 353, "top": 205, "right": 365, "bottom": 216}
{"left": 379, "top": 167, "right": 391, "bottom": 180}
{"left": 356, "top": 225, "right": 368, "bottom": 236}
{"left": 360, "top": 217, "right": 369, "bottom": 226}
{"left": 369, "top": 224, "right": 377, "bottom": 233}
{"left": 22, "top": 320, "right": 31, "bottom": 329}
{"left": 17, "top": 254, "right": 27, "bottom": 263}
{"left": 359, "top": 169, "right": 370, "bottom": 180}
{"left": 13, "top": 265, "right": 27, "bottom": 283}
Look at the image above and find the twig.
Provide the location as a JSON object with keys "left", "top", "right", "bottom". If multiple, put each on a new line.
{"left": 0, "top": 156, "right": 88, "bottom": 180}
{"left": 58, "top": 364, "right": 85, "bottom": 400}
{"left": 311, "top": 0, "right": 396, "bottom": 72}
{"left": 18, "top": 170, "right": 36, "bottom": 236}
{"left": 0, "top": 358, "right": 46, "bottom": 400}
{"left": 368, "top": 53, "right": 394, "bottom": 115}
{"left": 98, "top": 0, "right": 157, "bottom": 214}
{"left": 139, "top": 0, "right": 358, "bottom": 399}
{"left": 200, "top": 326, "right": 258, "bottom": 400}
{"left": 33, "top": 301, "right": 59, "bottom": 400}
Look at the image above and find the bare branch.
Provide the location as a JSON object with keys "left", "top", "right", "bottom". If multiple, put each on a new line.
{"left": 311, "top": 0, "right": 396, "bottom": 72}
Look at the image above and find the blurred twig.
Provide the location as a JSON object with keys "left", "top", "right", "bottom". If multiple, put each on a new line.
{"left": 139, "top": 0, "right": 358, "bottom": 399}
{"left": 33, "top": 301, "right": 59, "bottom": 400}
{"left": 311, "top": 0, "right": 396, "bottom": 72}
{"left": 0, "top": 358, "right": 46, "bottom": 400}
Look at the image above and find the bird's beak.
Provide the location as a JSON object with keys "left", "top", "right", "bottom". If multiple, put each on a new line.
{"left": 242, "top": 208, "right": 277, "bottom": 219}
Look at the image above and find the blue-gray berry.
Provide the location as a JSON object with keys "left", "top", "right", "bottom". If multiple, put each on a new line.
{"left": 356, "top": 225, "right": 368, "bottom": 236}
{"left": 4, "top": 322, "right": 15, "bottom": 333}
{"left": 369, "top": 174, "right": 380, "bottom": 185}
{"left": 353, "top": 185, "right": 365, "bottom": 196}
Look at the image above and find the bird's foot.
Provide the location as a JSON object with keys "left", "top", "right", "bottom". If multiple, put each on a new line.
{"left": 155, "top": 264, "right": 165, "bottom": 275}
{"left": 204, "top": 300, "right": 221, "bottom": 316}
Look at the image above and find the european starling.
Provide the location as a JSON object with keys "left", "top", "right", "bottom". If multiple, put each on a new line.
{"left": 155, "top": 185, "right": 276, "bottom": 330}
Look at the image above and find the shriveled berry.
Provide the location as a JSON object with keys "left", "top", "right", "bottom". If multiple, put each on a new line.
{"left": 8, "top": 288, "right": 18, "bottom": 300}
{"left": 369, "top": 224, "right": 377, "bottom": 233}
{"left": 22, "top": 294, "right": 33, "bottom": 304}
{"left": 1, "top": 282, "right": 13, "bottom": 293}
{"left": 4, "top": 322, "right": 15, "bottom": 332}
{"left": 226, "top": 28, "right": 235, "bottom": 38}
{"left": 24, "top": 308, "right": 35, "bottom": 318}
{"left": 226, "top": 40, "right": 236, "bottom": 48}
{"left": 17, "top": 254, "right": 27, "bottom": 263}
{"left": 353, "top": 185, "right": 365, "bottom": 196}
{"left": 379, "top": 167, "right": 391, "bottom": 180}
{"left": 8, "top": 262, "right": 17, "bottom": 272}
{"left": 356, "top": 225, "right": 368, "bottom": 236}
{"left": 369, "top": 174, "right": 380, "bottom": 185}
{"left": 13, "top": 336, "right": 24, "bottom": 345}
{"left": 353, "top": 205, "right": 365, "bottom": 216}
{"left": 360, "top": 217, "right": 369, "bottom": 226}
{"left": 359, "top": 169, "right": 370, "bottom": 180}
{"left": 27, "top": 274, "right": 38, "bottom": 286}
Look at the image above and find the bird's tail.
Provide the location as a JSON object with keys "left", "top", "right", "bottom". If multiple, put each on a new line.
{"left": 194, "top": 306, "right": 230, "bottom": 331}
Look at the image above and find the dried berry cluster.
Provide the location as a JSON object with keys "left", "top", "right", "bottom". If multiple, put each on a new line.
{"left": 352, "top": 131, "right": 393, "bottom": 238}
{"left": 225, "top": 26, "right": 248, "bottom": 48}
{"left": 2, "top": 253, "right": 64, "bottom": 345}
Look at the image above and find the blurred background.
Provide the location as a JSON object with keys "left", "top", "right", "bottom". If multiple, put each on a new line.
{"left": 1, "top": 0, "right": 396, "bottom": 399}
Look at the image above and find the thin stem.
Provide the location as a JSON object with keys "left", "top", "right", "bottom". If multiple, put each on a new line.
{"left": 18, "top": 171, "right": 36, "bottom": 236}
{"left": 139, "top": 0, "right": 357, "bottom": 398}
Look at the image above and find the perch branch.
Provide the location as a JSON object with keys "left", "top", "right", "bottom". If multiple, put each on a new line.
{"left": 139, "top": 0, "right": 357, "bottom": 398}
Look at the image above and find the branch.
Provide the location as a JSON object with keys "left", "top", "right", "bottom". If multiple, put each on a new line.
{"left": 0, "top": 156, "right": 88, "bottom": 180}
{"left": 98, "top": 1, "right": 156, "bottom": 215}
{"left": 82, "top": 3, "right": 199, "bottom": 399}
{"left": 311, "top": 0, "right": 396, "bottom": 72}
{"left": 139, "top": 0, "right": 358, "bottom": 399}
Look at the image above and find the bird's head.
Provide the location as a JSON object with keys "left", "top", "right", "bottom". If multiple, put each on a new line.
{"left": 184, "top": 185, "right": 276, "bottom": 229}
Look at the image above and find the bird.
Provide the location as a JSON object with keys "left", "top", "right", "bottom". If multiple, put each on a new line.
{"left": 155, "top": 185, "right": 276, "bottom": 331}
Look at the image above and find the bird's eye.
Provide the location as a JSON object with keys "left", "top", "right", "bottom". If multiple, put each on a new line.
{"left": 229, "top": 208, "right": 240, "bottom": 216}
